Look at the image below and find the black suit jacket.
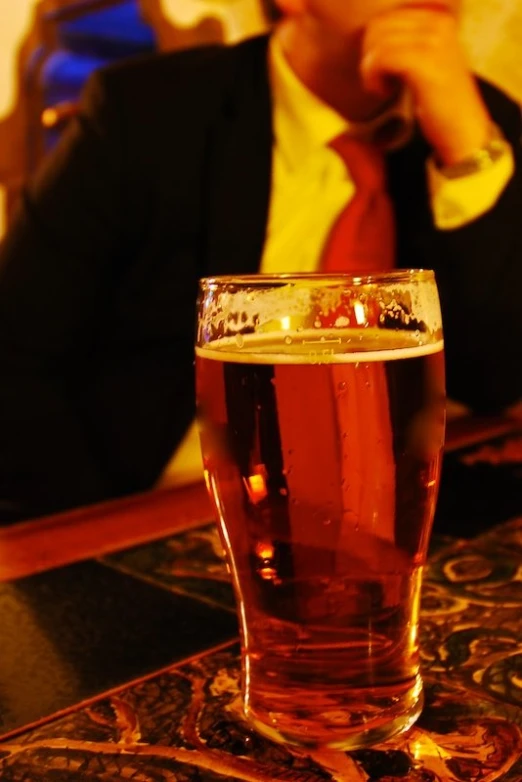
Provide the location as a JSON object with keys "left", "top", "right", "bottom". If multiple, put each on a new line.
{"left": 0, "top": 35, "right": 521, "bottom": 520}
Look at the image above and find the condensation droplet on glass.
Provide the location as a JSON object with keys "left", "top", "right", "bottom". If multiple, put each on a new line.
{"left": 314, "top": 319, "right": 321, "bottom": 328}
{"left": 235, "top": 333, "right": 244, "bottom": 348}
{"left": 338, "top": 381, "right": 347, "bottom": 392}
{"left": 284, "top": 335, "right": 292, "bottom": 345}
{"left": 323, "top": 518, "right": 331, "bottom": 526}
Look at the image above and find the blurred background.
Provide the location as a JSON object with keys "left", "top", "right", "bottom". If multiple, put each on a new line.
{"left": 0, "top": 0, "right": 521, "bottom": 242}
{"left": 0, "top": 0, "right": 267, "bottom": 241}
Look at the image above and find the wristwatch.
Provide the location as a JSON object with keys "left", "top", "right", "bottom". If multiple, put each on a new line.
{"left": 436, "top": 123, "right": 510, "bottom": 180}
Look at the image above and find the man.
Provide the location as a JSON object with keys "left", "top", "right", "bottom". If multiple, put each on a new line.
{"left": 0, "top": 0, "right": 520, "bottom": 521}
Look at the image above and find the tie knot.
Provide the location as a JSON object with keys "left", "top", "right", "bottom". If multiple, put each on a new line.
{"left": 330, "top": 133, "right": 387, "bottom": 191}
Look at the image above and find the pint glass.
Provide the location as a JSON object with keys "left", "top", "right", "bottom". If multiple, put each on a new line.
{"left": 196, "top": 272, "right": 445, "bottom": 750}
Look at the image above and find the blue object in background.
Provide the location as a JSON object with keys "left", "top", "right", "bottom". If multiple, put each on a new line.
{"left": 54, "top": 0, "right": 157, "bottom": 59}
{"left": 29, "top": 0, "right": 157, "bottom": 154}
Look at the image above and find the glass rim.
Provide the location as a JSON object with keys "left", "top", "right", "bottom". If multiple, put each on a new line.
{"left": 199, "top": 270, "right": 435, "bottom": 288}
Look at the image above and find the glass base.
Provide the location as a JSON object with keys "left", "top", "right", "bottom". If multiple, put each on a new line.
{"left": 243, "top": 675, "right": 424, "bottom": 751}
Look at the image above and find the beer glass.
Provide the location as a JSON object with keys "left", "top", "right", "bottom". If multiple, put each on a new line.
{"left": 196, "top": 272, "right": 445, "bottom": 750}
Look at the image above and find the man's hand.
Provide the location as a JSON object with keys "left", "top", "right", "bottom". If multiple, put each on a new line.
{"left": 360, "top": 3, "right": 492, "bottom": 165}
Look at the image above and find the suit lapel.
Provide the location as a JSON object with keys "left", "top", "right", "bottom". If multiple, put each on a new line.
{"left": 203, "top": 36, "right": 273, "bottom": 277}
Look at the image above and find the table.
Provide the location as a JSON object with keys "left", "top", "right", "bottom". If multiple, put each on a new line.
{"left": 0, "top": 416, "right": 521, "bottom": 781}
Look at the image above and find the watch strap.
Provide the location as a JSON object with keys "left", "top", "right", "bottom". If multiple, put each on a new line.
{"left": 436, "top": 123, "right": 510, "bottom": 180}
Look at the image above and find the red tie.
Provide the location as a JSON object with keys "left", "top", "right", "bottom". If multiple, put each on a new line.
{"left": 322, "top": 134, "right": 396, "bottom": 272}
{"left": 273, "top": 134, "right": 397, "bottom": 616}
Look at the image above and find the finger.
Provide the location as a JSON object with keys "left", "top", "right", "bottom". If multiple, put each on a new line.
{"left": 363, "top": 28, "right": 458, "bottom": 61}
{"left": 362, "top": 16, "right": 462, "bottom": 81}
{"left": 362, "top": 26, "right": 466, "bottom": 74}
{"left": 359, "top": 46, "right": 419, "bottom": 96}
{"left": 359, "top": 55, "right": 402, "bottom": 98}
{"left": 360, "top": 39, "right": 458, "bottom": 95}
{"left": 364, "top": 7, "right": 457, "bottom": 47}
{"left": 364, "top": 27, "right": 442, "bottom": 58}
{"left": 374, "top": 1, "right": 454, "bottom": 14}
{"left": 399, "top": 1, "right": 454, "bottom": 11}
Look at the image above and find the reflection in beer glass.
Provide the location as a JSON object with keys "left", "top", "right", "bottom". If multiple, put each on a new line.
{"left": 196, "top": 272, "right": 446, "bottom": 750}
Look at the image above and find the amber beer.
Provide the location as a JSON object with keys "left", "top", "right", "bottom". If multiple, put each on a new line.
{"left": 196, "top": 275, "right": 445, "bottom": 750}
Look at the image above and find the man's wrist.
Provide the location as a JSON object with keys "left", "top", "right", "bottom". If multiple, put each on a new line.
{"left": 434, "top": 123, "right": 510, "bottom": 180}
{"left": 427, "top": 125, "right": 515, "bottom": 231}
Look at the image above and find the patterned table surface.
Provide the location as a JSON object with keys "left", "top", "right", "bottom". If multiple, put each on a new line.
{"left": 0, "top": 432, "right": 521, "bottom": 781}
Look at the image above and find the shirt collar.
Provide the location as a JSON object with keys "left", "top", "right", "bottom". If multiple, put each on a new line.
{"left": 269, "top": 35, "right": 349, "bottom": 170}
{"left": 269, "top": 35, "right": 414, "bottom": 170}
